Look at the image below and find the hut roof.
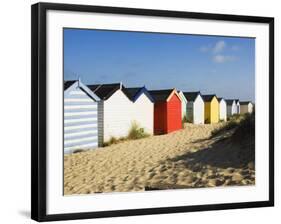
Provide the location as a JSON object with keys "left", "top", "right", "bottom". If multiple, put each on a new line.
{"left": 64, "top": 80, "right": 76, "bottom": 90}
{"left": 182, "top": 91, "right": 201, "bottom": 101}
{"left": 64, "top": 80, "right": 100, "bottom": 101}
{"left": 217, "top": 97, "right": 225, "bottom": 102}
{"left": 240, "top": 101, "right": 252, "bottom": 105}
{"left": 88, "top": 83, "right": 124, "bottom": 100}
{"left": 225, "top": 99, "right": 235, "bottom": 105}
{"left": 123, "top": 87, "right": 140, "bottom": 100}
{"left": 123, "top": 87, "right": 154, "bottom": 102}
{"left": 148, "top": 89, "right": 175, "bottom": 102}
{"left": 202, "top": 94, "right": 217, "bottom": 102}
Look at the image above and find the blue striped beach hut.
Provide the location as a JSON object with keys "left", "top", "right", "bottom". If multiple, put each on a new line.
{"left": 64, "top": 80, "right": 100, "bottom": 154}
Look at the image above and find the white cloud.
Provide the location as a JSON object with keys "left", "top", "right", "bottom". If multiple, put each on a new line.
{"left": 213, "top": 54, "right": 236, "bottom": 63}
{"left": 213, "top": 40, "right": 226, "bottom": 53}
{"left": 199, "top": 40, "right": 238, "bottom": 64}
{"left": 199, "top": 40, "right": 226, "bottom": 53}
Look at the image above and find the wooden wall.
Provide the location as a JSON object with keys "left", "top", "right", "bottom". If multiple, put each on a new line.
{"left": 167, "top": 94, "right": 182, "bottom": 133}
{"left": 64, "top": 85, "right": 99, "bottom": 153}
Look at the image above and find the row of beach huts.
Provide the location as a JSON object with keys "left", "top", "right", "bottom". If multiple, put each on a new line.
{"left": 64, "top": 79, "right": 254, "bottom": 153}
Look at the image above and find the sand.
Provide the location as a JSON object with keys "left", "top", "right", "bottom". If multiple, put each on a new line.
{"left": 64, "top": 123, "right": 255, "bottom": 195}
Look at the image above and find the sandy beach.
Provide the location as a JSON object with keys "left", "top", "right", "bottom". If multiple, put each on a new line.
{"left": 64, "top": 122, "right": 255, "bottom": 195}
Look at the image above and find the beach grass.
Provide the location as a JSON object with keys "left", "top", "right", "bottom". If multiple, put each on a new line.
{"left": 103, "top": 121, "right": 150, "bottom": 147}
{"left": 64, "top": 120, "right": 255, "bottom": 195}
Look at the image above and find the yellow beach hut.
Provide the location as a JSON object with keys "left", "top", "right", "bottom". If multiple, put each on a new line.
{"left": 202, "top": 94, "right": 219, "bottom": 124}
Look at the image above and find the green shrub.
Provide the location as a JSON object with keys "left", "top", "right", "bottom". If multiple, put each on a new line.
{"left": 231, "top": 112, "right": 255, "bottom": 163}
{"left": 127, "top": 121, "right": 150, "bottom": 140}
{"left": 103, "top": 136, "right": 119, "bottom": 147}
{"left": 211, "top": 120, "right": 238, "bottom": 137}
{"left": 103, "top": 122, "right": 150, "bottom": 147}
{"left": 182, "top": 115, "right": 188, "bottom": 127}
{"left": 186, "top": 117, "right": 193, "bottom": 123}
{"left": 73, "top": 149, "right": 85, "bottom": 154}
{"left": 231, "top": 112, "right": 255, "bottom": 143}
{"left": 211, "top": 113, "right": 253, "bottom": 138}
{"left": 228, "top": 114, "right": 244, "bottom": 122}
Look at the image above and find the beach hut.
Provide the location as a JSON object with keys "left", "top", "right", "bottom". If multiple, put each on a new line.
{"left": 218, "top": 98, "right": 227, "bottom": 121}
{"left": 88, "top": 83, "right": 133, "bottom": 143}
{"left": 226, "top": 99, "right": 236, "bottom": 117}
{"left": 183, "top": 91, "right": 204, "bottom": 124}
{"left": 240, "top": 101, "right": 254, "bottom": 114}
{"left": 235, "top": 99, "right": 240, "bottom": 114}
{"left": 202, "top": 95, "right": 219, "bottom": 124}
{"left": 178, "top": 91, "right": 187, "bottom": 120}
{"left": 123, "top": 86, "right": 154, "bottom": 134}
{"left": 149, "top": 89, "right": 182, "bottom": 135}
{"left": 64, "top": 80, "right": 100, "bottom": 154}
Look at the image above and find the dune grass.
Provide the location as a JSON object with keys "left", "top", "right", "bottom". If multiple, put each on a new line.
{"left": 211, "top": 113, "right": 253, "bottom": 137}
{"left": 211, "top": 120, "right": 238, "bottom": 137}
{"left": 231, "top": 113, "right": 255, "bottom": 143}
{"left": 182, "top": 115, "right": 188, "bottom": 127}
{"left": 127, "top": 121, "right": 150, "bottom": 140}
{"left": 103, "top": 121, "right": 150, "bottom": 147}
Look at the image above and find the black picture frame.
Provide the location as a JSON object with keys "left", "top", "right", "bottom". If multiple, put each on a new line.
{"left": 31, "top": 2, "right": 274, "bottom": 222}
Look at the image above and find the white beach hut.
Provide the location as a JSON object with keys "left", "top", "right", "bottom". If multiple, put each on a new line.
{"left": 235, "top": 99, "right": 240, "bottom": 114}
{"left": 64, "top": 80, "right": 100, "bottom": 154}
{"left": 240, "top": 101, "right": 254, "bottom": 114}
{"left": 218, "top": 98, "right": 227, "bottom": 121}
{"left": 178, "top": 91, "right": 187, "bottom": 120}
{"left": 123, "top": 86, "right": 154, "bottom": 134}
{"left": 88, "top": 83, "right": 134, "bottom": 143}
{"left": 183, "top": 91, "right": 204, "bottom": 124}
{"left": 226, "top": 99, "right": 236, "bottom": 117}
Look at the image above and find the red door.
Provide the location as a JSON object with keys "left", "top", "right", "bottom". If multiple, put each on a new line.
{"left": 154, "top": 102, "right": 167, "bottom": 135}
{"left": 167, "top": 94, "right": 182, "bottom": 133}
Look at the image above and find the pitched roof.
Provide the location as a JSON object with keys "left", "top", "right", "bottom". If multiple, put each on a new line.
{"left": 202, "top": 94, "right": 216, "bottom": 102}
{"left": 182, "top": 91, "right": 200, "bottom": 101}
{"left": 64, "top": 80, "right": 76, "bottom": 90}
{"left": 148, "top": 89, "right": 174, "bottom": 102}
{"left": 225, "top": 99, "right": 235, "bottom": 105}
{"left": 123, "top": 87, "right": 141, "bottom": 101}
{"left": 240, "top": 101, "right": 252, "bottom": 105}
{"left": 123, "top": 87, "right": 154, "bottom": 102}
{"left": 218, "top": 97, "right": 226, "bottom": 102}
{"left": 88, "top": 83, "right": 122, "bottom": 100}
{"left": 64, "top": 80, "right": 100, "bottom": 101}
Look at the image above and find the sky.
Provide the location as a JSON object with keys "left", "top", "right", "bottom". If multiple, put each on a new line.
{"left": 64, "top": 28, "right": 255, "bottom": 101}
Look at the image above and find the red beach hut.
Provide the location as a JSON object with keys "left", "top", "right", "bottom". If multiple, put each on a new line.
{"left": 149, "top": 89, "right": 182, "bottom": 135}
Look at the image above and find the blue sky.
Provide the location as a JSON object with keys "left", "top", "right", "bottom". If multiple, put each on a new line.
{"left": 64, "top": 28, "right": 255, "bottom": 101}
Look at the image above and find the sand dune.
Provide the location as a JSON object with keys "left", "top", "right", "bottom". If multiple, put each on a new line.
{"left": 64, "top": 123, "right": 255, "bottom": 195}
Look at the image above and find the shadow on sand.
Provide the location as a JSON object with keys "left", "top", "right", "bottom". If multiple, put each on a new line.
{"left": 170, "top": 113, "right": 255, "bottom": 170}
{"left": 170, "top": 136, "right": 254, "bottom": 171}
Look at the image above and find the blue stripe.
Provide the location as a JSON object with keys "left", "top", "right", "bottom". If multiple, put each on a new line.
{"left": 64, "top": 94, "right": 90, "bottom": 99}
{"left": 134, "top": 87, "right": 155, "bottom": 103}
{"left": 64, "top": 126, "right": 98, "bottom": 134}
{"left": 64, "top": 114, "right": 98, "bottom": 120}
{"left": 64, "top": 132, "right": 97, "bottom": 141}
{"left": 64, "top": 120, "right": 97, "bottom": 127}
{"left": 64, "top": 101, "right": 97, "bottom": 106}
{"left": 64, "top": 138, "right": 98, "bottom": 148}
{"left": 64, "top": 143, "right": 98, "bottom": 153}
{"left": 64, "top": 108, "right": 97, "bottom": 113}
